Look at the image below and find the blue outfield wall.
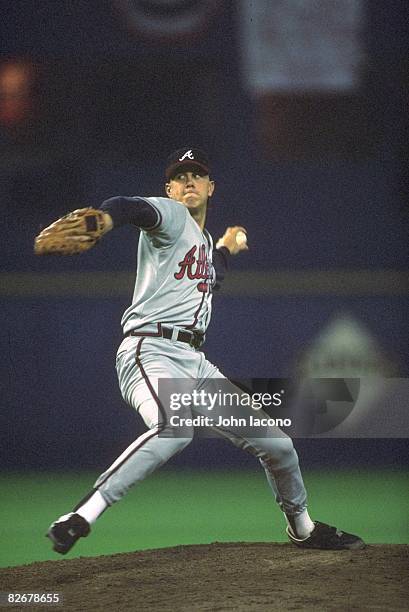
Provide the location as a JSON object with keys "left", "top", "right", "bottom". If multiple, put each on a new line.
{"left": 1, "top": 295, "right": 408, "bottom": 471}
{"left": 0, "top": 0, "right": 407, "bottom": 472}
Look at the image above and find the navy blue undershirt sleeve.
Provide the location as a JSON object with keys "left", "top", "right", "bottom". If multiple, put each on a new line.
{"left": 212, "top": 246, "right": 231, "bottom": 291}
{"left": 99, "top": 196, "right": 159, "bottom": 230}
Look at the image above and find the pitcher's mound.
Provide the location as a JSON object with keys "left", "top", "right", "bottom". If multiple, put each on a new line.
{"left": 1, "top": 542, "right": 407, "bottom": 611}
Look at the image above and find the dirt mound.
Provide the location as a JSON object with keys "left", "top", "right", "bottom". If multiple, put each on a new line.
{"left": 0, "top": 543, "right": 407, "bottom": 611}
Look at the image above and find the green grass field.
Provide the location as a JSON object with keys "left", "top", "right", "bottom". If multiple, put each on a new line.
{"left": 0, "top": 468, "right": 407, "bottom": 568}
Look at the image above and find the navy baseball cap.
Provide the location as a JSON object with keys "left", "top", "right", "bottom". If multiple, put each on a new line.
{"left": 165, "top": 148, "right": 210, "bottom": 180}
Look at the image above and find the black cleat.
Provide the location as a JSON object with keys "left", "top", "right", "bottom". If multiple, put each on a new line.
{"left": 287, "top": 521, "right": 365, "bottom": 550}
{"left": 47, "top": 513, "right": 91, "bottom": 555}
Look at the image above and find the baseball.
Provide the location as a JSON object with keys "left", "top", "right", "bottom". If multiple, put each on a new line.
{"left": 236, "top": 231, "right": 247, "bottom": 246}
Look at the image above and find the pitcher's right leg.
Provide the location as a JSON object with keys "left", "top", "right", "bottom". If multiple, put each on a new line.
{"left": 47, "top": 396, "right": 193, "bottom": 554}
{"left": 94, "top": 398, "right": 192, "bottom": 504}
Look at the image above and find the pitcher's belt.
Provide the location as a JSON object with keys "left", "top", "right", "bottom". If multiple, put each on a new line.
{"left": 125, "top": 324, "right": 204, "bottom": 349}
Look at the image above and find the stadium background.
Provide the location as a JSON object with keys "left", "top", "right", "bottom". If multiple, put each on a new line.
{"left": 0, "top": 0, "right": 407, "bottom": 567}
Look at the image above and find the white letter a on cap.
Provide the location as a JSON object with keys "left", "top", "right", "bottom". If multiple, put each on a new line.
{"left": 179, "top": 150, "right": 194, "bottom": 161}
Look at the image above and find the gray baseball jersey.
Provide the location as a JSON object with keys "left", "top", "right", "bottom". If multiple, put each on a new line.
{"left": 122, "top": 197, "right": 215, "bottom": 335}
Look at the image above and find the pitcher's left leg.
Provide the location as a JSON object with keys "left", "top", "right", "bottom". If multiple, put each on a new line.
{"left": 212, "top": 424, "right": 309, "bottom": 523}
{"left": 196, "top": 363, "right": 364, "bottom": 549}
{"left": 195, "top": 361, "right": 309, "bottom": 521}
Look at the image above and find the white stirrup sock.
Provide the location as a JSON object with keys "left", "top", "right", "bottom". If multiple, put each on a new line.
{"left": 286, "top": 509, "right": 315, "bottom": 539}
{"left": 76, "top": 491, "right": 108, "bottom": 525}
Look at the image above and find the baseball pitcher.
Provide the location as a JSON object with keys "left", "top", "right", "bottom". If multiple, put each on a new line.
{"left": 35, "top": 148, "right": 364, "bottom": 554}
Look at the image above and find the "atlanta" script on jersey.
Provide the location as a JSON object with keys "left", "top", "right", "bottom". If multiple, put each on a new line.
{"left": 174, "top": 245, "right": 211, "bottom": 281}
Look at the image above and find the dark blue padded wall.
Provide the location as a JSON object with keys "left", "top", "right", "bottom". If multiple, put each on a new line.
{"left": 1, "top": 0, "right": 407, "bottom": 469}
